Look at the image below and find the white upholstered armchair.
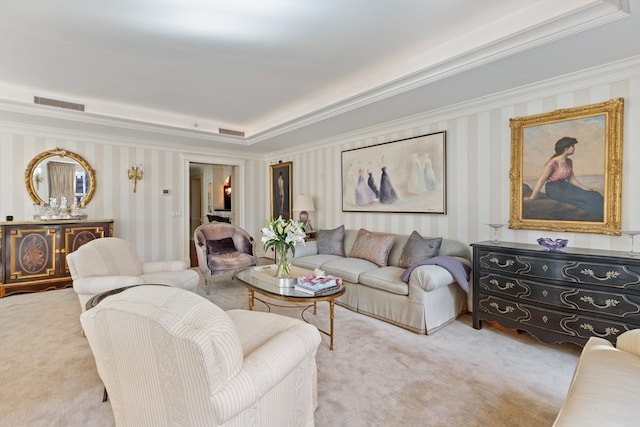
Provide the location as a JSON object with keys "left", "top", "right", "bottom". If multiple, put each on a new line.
{"left": 67, "top": 237, "right": 199, "bottom": 312}
{"left": 80, "top": 285, "right": 321, "bottom": 427}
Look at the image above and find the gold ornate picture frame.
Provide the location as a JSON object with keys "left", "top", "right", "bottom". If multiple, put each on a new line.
{"left": 270, "top": 161, "right": 292, "bottom": 220}
{"left": 509, "top": 98, "right": 624, "bottom": 235}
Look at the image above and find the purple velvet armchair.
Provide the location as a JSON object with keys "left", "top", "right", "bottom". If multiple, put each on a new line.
{"left": 194, "top": 222, "right": 258, "bottom": 293}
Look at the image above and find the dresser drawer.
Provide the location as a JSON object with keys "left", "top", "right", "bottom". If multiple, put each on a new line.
{"left": 479, "top": 273, "right": 640, "bottom": 321}
{"left": 564, "top": 262, "right": 640, "bottom": 289}
{"left": 478, "top": 250, "right": 640, "bottom": 289}
{"left": 477, "top": 295, "right": 634, "bottom": 343}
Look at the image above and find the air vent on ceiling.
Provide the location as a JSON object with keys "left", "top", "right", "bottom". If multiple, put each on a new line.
{"left": 218, "top": 128, "right": 245, "bottom": 137}
{"left": 34, "top": 96, "right": 85, "bottom": 112}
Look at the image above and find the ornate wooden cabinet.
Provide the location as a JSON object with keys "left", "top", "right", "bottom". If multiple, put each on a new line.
{"left": 472, "top": 241, "right": 640, "bottom": 347}
{"left": 0, "top": 219, "right": 114, "bottom": 297}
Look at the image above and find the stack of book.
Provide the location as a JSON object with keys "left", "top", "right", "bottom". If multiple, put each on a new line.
{"left": 294, "top": 274, "right": 342, "bottom": 295}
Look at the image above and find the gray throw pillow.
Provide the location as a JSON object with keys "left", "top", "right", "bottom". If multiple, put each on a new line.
{"left": 317, "top": 225, "right": 346, "bottom": 256}
{"left": 398, "top": 231, "right": 442, "bottom": 268}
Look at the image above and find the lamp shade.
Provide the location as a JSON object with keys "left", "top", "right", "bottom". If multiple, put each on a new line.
{"left": 293, "top": 195, "right": 315, "bottom": 212}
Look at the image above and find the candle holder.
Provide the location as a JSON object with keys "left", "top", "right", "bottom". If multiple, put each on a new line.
{"left": 486, "top": 223, "right": 505, "bottom": 244}
{"left": 621, "top": 230, "right": 640, "bottom": 256}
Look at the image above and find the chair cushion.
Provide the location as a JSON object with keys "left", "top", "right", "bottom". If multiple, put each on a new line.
{"left": 207, "top": 237, "right": 237, "bottom": 255}
{"left": 317, "top": 225, "right": 346, "bottom": 256}
{"left": 348, "top": 229, "right": 396, "bottom": 267}
{"left": 398, "top": 231, "right": 442, "bottom": 268}
{"left": 208, "top": 252, "right": 257, "bottom": 273}
{"left": 140, "top": 269, "right": 199, "bottom": 291}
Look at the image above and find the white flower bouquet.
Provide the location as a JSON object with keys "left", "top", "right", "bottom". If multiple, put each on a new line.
{"left": 261, "top": 216, "right": 306, "bottom": 277}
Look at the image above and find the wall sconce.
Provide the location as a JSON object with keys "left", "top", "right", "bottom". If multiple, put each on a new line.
{"left": 33, "top": 167, "right": 43, "bottom": 190}
{"left": 127, "top": 164, "right": 143, "bottom": 193}
{"left": 293, "top": 194, "right": 315, "bottom": 232}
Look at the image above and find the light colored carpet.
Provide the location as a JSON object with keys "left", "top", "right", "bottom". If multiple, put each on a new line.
{"left": 0, "top": 275, "right": 581, "bottom": 427}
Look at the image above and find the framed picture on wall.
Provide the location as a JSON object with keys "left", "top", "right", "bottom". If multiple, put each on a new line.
{"left": 341, "top": 131, "right": 446, "bottom": 213}
{"left": 509, "top": 98, "right": 624, "bottom": 235}
{"left": 270, "top": 161, "right": 293, "bottom": 220}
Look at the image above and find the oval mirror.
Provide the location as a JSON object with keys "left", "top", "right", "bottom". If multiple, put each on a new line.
{"left": 24, "top": 147, "right": 96, "bottom": 206}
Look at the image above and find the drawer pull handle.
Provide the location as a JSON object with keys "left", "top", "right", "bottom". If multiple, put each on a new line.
{"left": 489, "top": 257, "right": 515, "bottom": 268}
{"left": 580, "top": 296, "right": 619, "bottom": 309}
{"left": 580, "top": 323, "right": 620, "bottom": 337}
{"left": 489, "top": 302, "right": 515, "bottom": 314}
{"left": 490, "top": 279, "right": 515, "bottom": 290}
{"left": 580, "top": 269, "right": 620, "bottom": 281}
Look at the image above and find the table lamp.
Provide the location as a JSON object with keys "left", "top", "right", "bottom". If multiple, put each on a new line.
{"left": 293, "top": 195, "right": 315, "bottom": 232}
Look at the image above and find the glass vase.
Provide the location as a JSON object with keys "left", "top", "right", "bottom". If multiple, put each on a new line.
{"left": 275, "top": 246, "right": 292, "bottom": 278}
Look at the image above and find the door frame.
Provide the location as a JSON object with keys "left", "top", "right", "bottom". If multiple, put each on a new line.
{"left": 182, "top": 154, "right": 246, "bottom": 263}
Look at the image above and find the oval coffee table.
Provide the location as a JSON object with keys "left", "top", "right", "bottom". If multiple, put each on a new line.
{"left": 234, "top": 266, "right": 345, "bottom": 350}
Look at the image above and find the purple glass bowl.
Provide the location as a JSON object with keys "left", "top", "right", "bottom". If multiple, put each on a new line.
{"left": 537, "top": 238, "right": 568, "bottom": 252}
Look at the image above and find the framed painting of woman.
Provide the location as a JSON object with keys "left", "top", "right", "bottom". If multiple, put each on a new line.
{"left": 509, "top": 98, "right": 624, "bottom": 235}
{"left": 270, "top": 161, "right": 292, "bottom": 220}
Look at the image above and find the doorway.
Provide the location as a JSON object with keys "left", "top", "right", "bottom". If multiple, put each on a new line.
{"left": 189, "top": 163, "right": 236, "bottom": 266}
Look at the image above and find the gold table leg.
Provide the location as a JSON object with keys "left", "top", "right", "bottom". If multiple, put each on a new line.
{"left": 248, "top": 290, "right": 254, "bottom": 310}
{"left": 329, "top": 300, "right": 335, "bottom": 351}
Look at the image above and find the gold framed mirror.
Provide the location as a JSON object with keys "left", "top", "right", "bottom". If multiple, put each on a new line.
{"left": 24, "top": 147, "right": 96, "bottom": 206}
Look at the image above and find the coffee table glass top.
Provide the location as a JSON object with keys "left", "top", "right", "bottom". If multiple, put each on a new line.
{"left": 234, "top": 266, "right": 344, "bottom": 299}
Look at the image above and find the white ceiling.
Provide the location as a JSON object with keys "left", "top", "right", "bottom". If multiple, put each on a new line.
{"left": 0, "top": 0, "right": 638, "bottom": 153}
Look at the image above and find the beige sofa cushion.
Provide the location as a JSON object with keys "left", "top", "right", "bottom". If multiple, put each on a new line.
{"left": 359, "top": 267, "right": 408, "bottom": 295}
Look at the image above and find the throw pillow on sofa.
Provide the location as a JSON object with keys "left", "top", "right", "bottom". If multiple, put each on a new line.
{"left": 318, "top": 225, "right": 346, "bottom": 256}
{"left": 348, "top": 228, "right": 396, "bottom": 267}
{"left": 398, "top": 231, "right": 443, "bottom": 268}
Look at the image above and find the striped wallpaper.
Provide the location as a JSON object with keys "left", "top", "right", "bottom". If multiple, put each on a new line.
{"left": 1, "top": 57, "right": 639, "bottom": 264}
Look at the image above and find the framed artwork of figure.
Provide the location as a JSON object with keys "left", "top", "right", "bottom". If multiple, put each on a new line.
{"left": 509, "top": 98, "right": 623, "bottom": 235}
{"left": 270, "top": 161, "right": 292, "bottom": 220}
{"left": 341, "top": 131, "right": 446, "bottom": 214}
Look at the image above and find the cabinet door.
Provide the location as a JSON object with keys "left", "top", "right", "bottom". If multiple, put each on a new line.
{"left": 62, "top": 223, "right": 110, "bottom": 274}
{"left": 4, "top": 225, "right": 60, "bottom": 283}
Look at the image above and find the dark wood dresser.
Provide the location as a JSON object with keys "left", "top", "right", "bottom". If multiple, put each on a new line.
{"left": 471, "top": 241, "right": 640, "bottom": 347}
{"left": 0, "top": 219, "right": 114, "bottom": 297}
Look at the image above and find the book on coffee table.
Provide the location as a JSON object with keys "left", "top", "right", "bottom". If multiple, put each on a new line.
{"left": 295, "top": 274, "right": 342, "bottom": 295}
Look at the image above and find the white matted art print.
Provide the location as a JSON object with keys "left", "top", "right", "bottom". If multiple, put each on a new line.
{"left": 341, "top": 131, "right": 446, "bottom": 214}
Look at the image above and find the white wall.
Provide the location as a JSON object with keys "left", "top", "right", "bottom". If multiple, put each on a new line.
{"left": 0, "top": 129, "right": 265, "bottom": 263}
{"left": 267, "top": 57, "right": 640, "bottom": 252}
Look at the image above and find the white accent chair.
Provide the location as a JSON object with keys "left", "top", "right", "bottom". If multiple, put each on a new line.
{"left": 67, "top": 237, "right": 199, "bottom": 312}
{"left": 80, "top": 285, "right": 321, "bottom": 427}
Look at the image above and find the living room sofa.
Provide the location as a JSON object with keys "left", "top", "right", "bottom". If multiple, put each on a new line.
{"left": 292, "top": 227, "right": 471, "bottom": 334}
{"left": 553, "top": 329, "right": 640, "bottom": 426}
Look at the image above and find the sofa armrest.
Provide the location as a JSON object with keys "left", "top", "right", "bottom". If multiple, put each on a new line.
{"left": 616, "top": 329, "right": 640, "bottom": 356}
{"left": 409, "top": 265, "right": 456, "bottom": 292}
{"left": 210, "top": 321, "right": 320, "bottom": 424}
{"left": 141, "top": 260, "right": 188, "bottom": 273}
